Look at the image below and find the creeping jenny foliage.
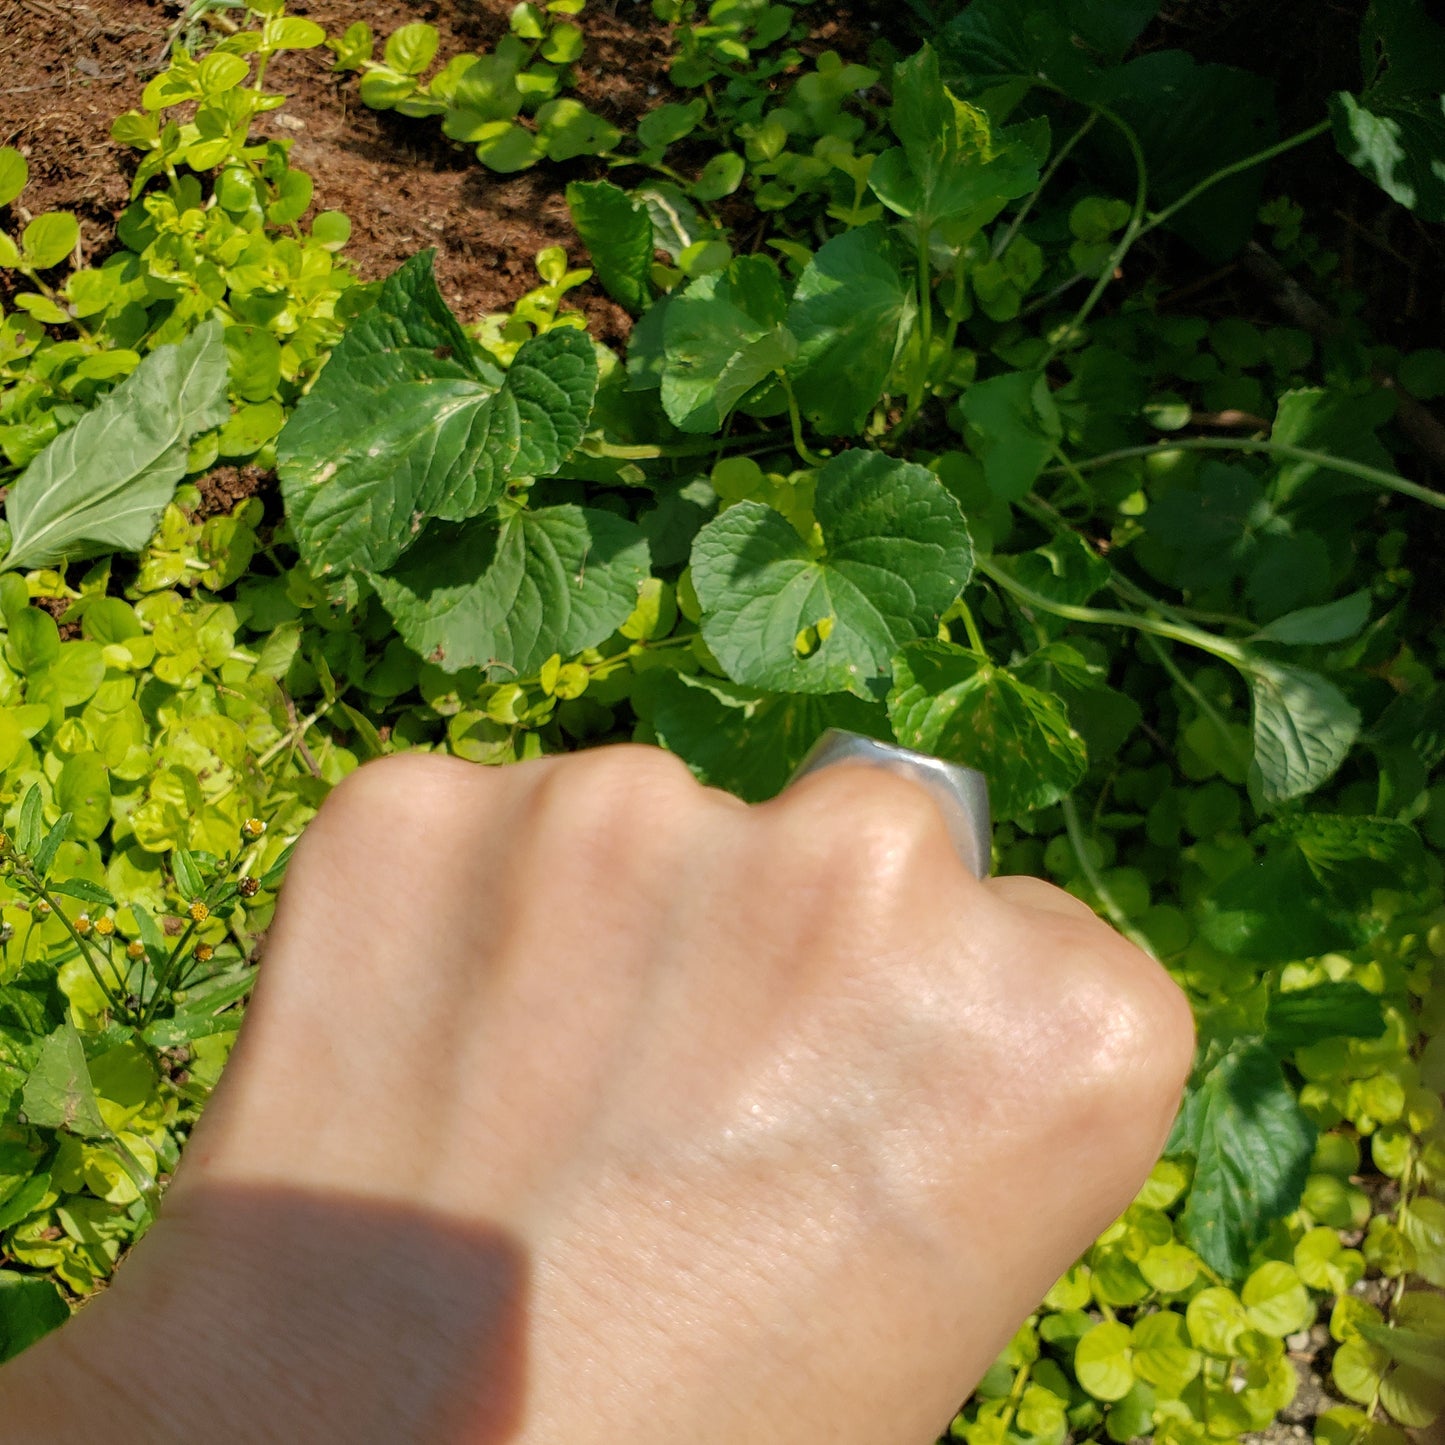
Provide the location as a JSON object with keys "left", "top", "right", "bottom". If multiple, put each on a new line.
{"left": 2, "top": 2, "right": 1445, "bottom": 1443}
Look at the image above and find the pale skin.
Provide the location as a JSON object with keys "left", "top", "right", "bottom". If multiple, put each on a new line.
{"left": 1, "top": 746, "right": 1196, "bottom": 1443}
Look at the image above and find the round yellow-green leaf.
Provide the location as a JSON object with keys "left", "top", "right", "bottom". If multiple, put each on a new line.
{"left": 1140, "top": 1241, "right": 1202, "bottom": 1294}
{"left": 1132, "top": 1310, "right": 1202, "bottom": 1396}
{"left": 21, "top": 212, "right": 79, "bottom": 270}
{"left": 1075, "top": 1320, "right": 1135, "bottom": 1402}
{"left": 1332, "top": 1337, "right": 1391, "bottom": 1407}
{"left": 1186, "top": 1287, "right": 1249, "bottom": 1357}
{"left": 1242, "top": 1261, "right": 1313, "bottom": 1338}
{"left": 1399, "top": 1196, "right": 1445, "bottom": 1286}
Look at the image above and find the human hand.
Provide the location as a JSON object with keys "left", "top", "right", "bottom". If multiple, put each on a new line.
{"left": 6, "top": 746, "right": 1194, "bottom": 1444}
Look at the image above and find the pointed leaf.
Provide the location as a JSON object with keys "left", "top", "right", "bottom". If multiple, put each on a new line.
{"left": 1169, "top": 1037, "right": 1315, "bottom": 1279}
{"left": 20, "top": 1020, "right": 109, "bottom": 1139}
{"left": 567, "top": 180, "right": 654, "bottom": 312}
{"left": 784, "top": 225, "right": 916, "bottom": 437}
{"left": 690, "top": 450, "right": 973, "bottom": 698}
{"left": 0, "top": 1272, "right": 69, "bottom": 1365}
{"left": 1265, "top": 982, "right": 1387, "bottom": 1054}
{"left": 3, "top": 321, "right": 228, "bottom": 572}
{"left": 887, "top": 640, "right": 1086, "bottom": 819}
{"left": 373, "top": 505, "right": 650, "bottom": 675}
{"left": 1247, "top": 661, "right": 1361, "bottom": 804}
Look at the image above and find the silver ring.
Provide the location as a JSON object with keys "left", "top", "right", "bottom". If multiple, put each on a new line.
{"left": 786, "top": 730, "right": 992, "bottom": 878}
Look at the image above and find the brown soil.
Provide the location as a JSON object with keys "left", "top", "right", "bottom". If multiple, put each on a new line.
{"left": 2, "top": 0, "right": 875, "bottom": 347}
{"left": 191, "top": 462, "right": 273, "bottom": 519}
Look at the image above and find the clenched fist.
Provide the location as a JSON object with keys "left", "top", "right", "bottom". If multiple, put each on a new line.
{"left": 4, "top": 746, "right": 1194, "bottom": 1444}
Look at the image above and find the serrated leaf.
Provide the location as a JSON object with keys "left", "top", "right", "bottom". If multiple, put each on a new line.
{"left": 784, "top": 225, "right": 916, "bottom": 437}
{"left": 868, "top": 46, "right": 1042, "bottom": 228}
{"left": 938, "top": 0, "right": 1156, "bottom": 94}
{"left": 1199, "top": 846, "right": 1358, "bottom": 962}
{"left": 642, "top": 670, "right": 889, "bottom": 802}
{"left": 887, "top": 640, "right": 1086, "bottom": 819}
{"left": 1247, "top": 661, "right": 1361, "bottom": 804}
{"left": 661, "top": 260, "right": 797, "bottom": 433}
{"left": 0, "top": 1271, "right": 69, "bottom": 1365}
{"left": 20, "top": 1020, "right": 109, "bottom": 1139}
{"left": 1253, "top": 590, "right": 1371, "bottom": 645}
{"left": 3, "top": 322, "right": 228, "bottom": 572}
{"left": 691, "top": 450, "right": 973, "bottom": 698}
{"left": 1264, "top": 982, "right": 1387, "bottom": 1054}
{"left": 373, "top": 505, "right": 650, "bottom": 676}
{"left": 567, "top": 179, "right": 654, "bottom": 312}
{"left": 1331, "top": 0, "right": 1445, "bottom": 221}
{"left": 278, "top": 253, "right": 596, "bottom": 575}
{"left": 957, "top": 371, "right": 1062, "bottom": 502}
{"left": 1169, "top": 1037, "right": 1316, "bottom": 1279}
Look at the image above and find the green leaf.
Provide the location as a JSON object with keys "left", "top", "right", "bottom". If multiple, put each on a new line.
{"left": 48, "top": 878, "right": 116, "bottom": 909}
{"left": 384, "top": 21, "right": 439, "bottom": 75}
{"left": 1199, "top": 846, "right": 1358, "bottom": 962}
{"left": 1090, "top": 53, "right": 1277, "bottom": 261}
{"left": 661, "top": 259, "right": 797, "bottom": 433}
{"left": 278, "top": 252, "right": 597, "bottom": 575}
{"left": 20, "top": 1020, "right": 109, "bottom": 1139}
{"left": 3, "top": 321, "right": 229, "bottom": 573}
{"left": 1331, "top": 0, "right": 1445, "bottom": 221}
{"left": 938, "top": 0, "right": 1157, "bottom": 94}
{"left": 1169, "top": 1037, "right": 1316, "bottom": 1279}
{"left": 31, "top": 814, "right": 72, "bottom": 879}
{"left": 1253, "top": 591, "right": 1371, "bottom": 645}
{"left": 20, "top": 212, "right": 79, "bottom": 270}
{"left": 691, "top": 451, "right": 973, "bottom": 698}
{"left": 887, "top": 641, "right": 1086, "bottom": 819}
{"left": 1241, "top": 1260, "right": 1313, "bottom": 1337}
{"left": 784, "top": 225, "right": 916, "bottom": 437}
{"left": 15, "top": 784, "right": 43, "bottom": 857}
{"left": 1264, "top": 982, "right": 1387, "bottom": 1054}
{"left": 691, "top": 152, "right": 745, "bottom": 202}
{"left": 0, "top": 1271, "right": 69, "bottom": 1365}
{"left": 1075, "top": 1321, "right": 1136, "bottom": 1402}
{"left": 0, "top": 147, "right": 28, "bottom": 207}
{"left": 567, "top": 180, "right": 654, "bottom": 312}
{"left": 642, "top": 670, "right": 889, "bottom": 803}
{"left": 269, "top": 15, "right": 326, "bottom": 48}
{"left": 172, "top": 846, "right": 204, "bottom": 900}
{"left": 1247, "top": 661, "right": 1361, "bottom": 805}
{"left": 536, "top": 98, "right": 622, "bottom": 161}
{"left": 957, "top": 371, "right": 1062, "bottom": 502}
{"left": 372, "top": 506, "right": 650, "bottom": 675}
{"left": 868, "top": 46, "right": 1043, "bottom": 229}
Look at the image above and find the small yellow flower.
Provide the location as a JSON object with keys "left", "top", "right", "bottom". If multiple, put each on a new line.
{"left": 188, "top": 901, "right": 210, "bottom": 924}
{"left": 242, "top": 818, "right": 266, "bottom": 839}
{"left": 74, "top": 914, "right": 93, "bottom": 936}
{"left": 127, "top": 940, "right": 145, "bottom": 960}
{"left": 33, "top": 900, "right": 51, "bottom": 918}
{"left": 193, "top": 942, "right": 215, "bottom": 964}
{"left": 95, "top": 916, "right": 115, "bottom": 937}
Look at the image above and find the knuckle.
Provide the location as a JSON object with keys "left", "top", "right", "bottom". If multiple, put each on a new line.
{"left": 525, "top": 743, "right": 706, "bottom": 844}
{"left": 1042, "top": 924, "right": 1196, "bottom": 1120}
{"left": 317, "top": 752, "right": 483, "bottom": 834}
{"left": 766, "top": 763, "right": 957, "bottom": 886}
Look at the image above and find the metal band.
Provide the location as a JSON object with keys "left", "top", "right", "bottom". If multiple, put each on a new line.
{"left": 787, "top": 730, "right": 992, "bottom": 879}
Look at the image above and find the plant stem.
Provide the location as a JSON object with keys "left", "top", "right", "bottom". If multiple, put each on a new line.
{"left": 978, "top": 558, "right": 1251, "bottom": 666}
{"left": 1041, "top": 436, "right": 1445, "bottom": 511}
{"left": 26, "top": 877, "right": 129, "bottom": 1020}
{"left": 1138, "top": 631, "right": 1251, "bottom": 774}
{"left": 954, "top": 599, "right": 987, "bottom": 656}
{"left": 1061, "top": 795, "right": 1156, "bottom": 956}
{"left": 780, "top": 374, "right": 827, "bottom": 467}
{"left": 1141, "top": 119, "right": 1331, "bottom": 235}
{"left": 899, "top": 220, "right": 935, "bottom": 431}
{"left": 991, "top": 111, "right": 1097, "bottom": 262}
{"left": 1036, "top": 103, "right": 1148, "bottom": 370}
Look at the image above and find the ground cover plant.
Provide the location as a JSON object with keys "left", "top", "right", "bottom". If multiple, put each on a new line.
{"left": 0, "top": 0, "right": 1442, "bottom": 1440}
